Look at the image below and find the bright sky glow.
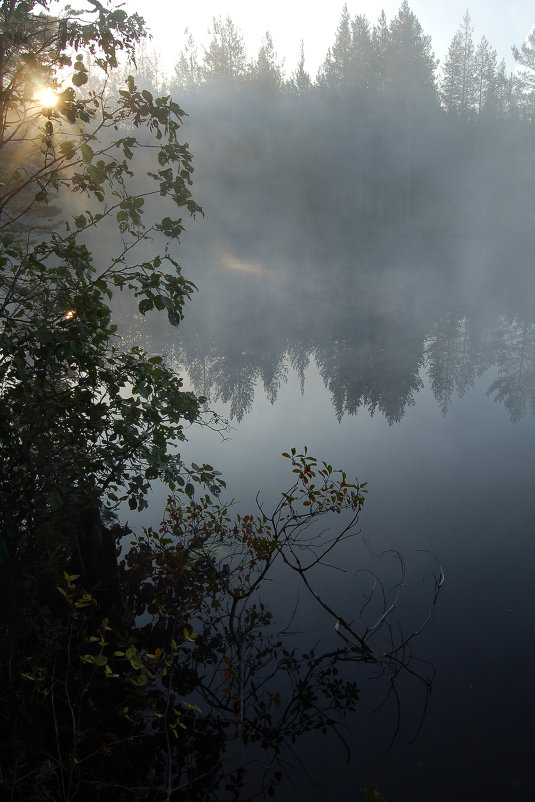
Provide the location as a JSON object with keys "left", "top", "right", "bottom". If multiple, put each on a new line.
{"left": 34, "top": 86, "right": 58, "bottom": 107}
{"left": 123, "top": 0, "right": 535, "bottom": 78}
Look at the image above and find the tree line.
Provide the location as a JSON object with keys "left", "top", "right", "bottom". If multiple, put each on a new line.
{"left": 130, "top": 2, "right": 534, "bottom": 122}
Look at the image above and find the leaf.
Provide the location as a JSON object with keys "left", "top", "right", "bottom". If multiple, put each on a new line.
{"left": 87, "top": 164, "right": 106, "bottom": 184}
{"left": 81, "top": 144, "right": 94, "bottom": 164}
{"left": 59, "top": 140, "right": 76, "bottom": 160}
{"left": 138, "top": 298, "right": 153, "bottom": 315}
{"left": 74, "top": 214, "right": 87, "bottom": 228}
{"left": 72, "top": 71, "right": 88, "bottom": 87}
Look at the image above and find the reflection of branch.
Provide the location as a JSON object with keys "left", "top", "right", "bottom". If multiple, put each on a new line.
{"left": 116, "top": 449, "right": 444, "bottom": 797}
{"left": 281, "top": 548, "right": 376, "bottom": 658}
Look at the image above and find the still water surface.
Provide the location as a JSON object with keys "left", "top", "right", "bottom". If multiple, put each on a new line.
{"left": 129, "top": 236, "right": 535, "bottom": 800}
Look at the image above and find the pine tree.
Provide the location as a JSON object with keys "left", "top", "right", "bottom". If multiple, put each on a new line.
{"left": 288, "top": 40, "right": 311, "bottom": 94}
{"left": 474, "top": 36, "right": 497, "bottom": 117}
{"left": 172, "top": 29, "right": 202, "bottom": 91}
{"left": 512, "top": 27, "right": 535, "bottom": 118}
{"left": 440, "top": 12, "right": 476, "bottom": 118}
{"left": 372, "top": 10, "right": 391, "bottom": 92}
{"left": 317, "top": 4, "right": 354, "bottom": 90}
{"left": 350, "top": 14, "right": 374, "bottom": 94}
{"left": 202, "top": 16, "right": 248, "bottom": 84}
{"left": 494, "top": 59, "right": 510, "bottom": 119}
{"left": 458, "top": 11, "right": 477, "bottom": 117}
{"left": 512, "top": 26, "right": 535, "bottom": 92}
{"left": 386, "top": 1, "right": 437, "bottom": 106}
{"left": 441, "top": 30, "right": 463, "bottom": 113}
{"left": 248, "top": 31, "right": 284, "bottom": 93}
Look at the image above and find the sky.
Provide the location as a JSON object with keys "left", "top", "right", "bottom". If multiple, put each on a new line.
{"left": 122, "top": 0, "right": 535, "bottom": 79}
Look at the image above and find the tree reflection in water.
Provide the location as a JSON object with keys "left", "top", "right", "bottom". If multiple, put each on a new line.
{"left": 2, "top": 451, "right": 442, "bottom": 800}
{"left": 155, "top": 259, "right": 535, "bottom": 428}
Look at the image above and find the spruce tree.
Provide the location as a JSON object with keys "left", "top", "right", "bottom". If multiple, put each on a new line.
{"left": 386, "top": 0, "right": 437, "bottom": 106}
{"left": 317, "top": 4, "right": 354, "bottom": 91}
{"left": 172, "top": 29, "right": 202, "bottom": 91}
{"left": 202, "top": 16, "right": 248, "bottom": 84}
{"left": 372, "top": 10, "right": 391, "bottom": 93}
{"left": 289, "top": 40, "right": 311, "bottom": 94}
{"left": 474, "top": 36, "right": 497, "bottom": 117}
{"left": 248, "top": 32, "right": 284, "bottom": 93}
{"left": 441, "top": 12, "right": 476, "bottom": 118}
{"left": 350, "top": 14, "right": 374, "bottom": 94}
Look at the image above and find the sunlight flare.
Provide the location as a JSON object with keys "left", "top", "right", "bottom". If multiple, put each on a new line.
{"left": 34, "top": 87, "right": 58, "bottom": 108}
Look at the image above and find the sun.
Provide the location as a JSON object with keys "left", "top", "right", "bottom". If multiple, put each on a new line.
{"left": 35, "top": 87, "right": 58, "bottom": 107}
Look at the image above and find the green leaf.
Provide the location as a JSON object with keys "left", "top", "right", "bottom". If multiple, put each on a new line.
{"left": 138, "top": 298, "right": 153, "bottom": 315}
{"left": 59, "top": 140, "right": 76, "bottom": 160}
{"left": 72, "top": 71, "right": 88, "bottom": 87}
{"left": 81, "top": 144, "right": 94, "bottom": 163}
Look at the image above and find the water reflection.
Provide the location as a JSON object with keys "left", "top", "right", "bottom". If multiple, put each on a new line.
{"left": 137, "top": 249, "right": 535, "bottom": 426}
{"left": 114, "top": 237, "right": 535, "bottom": 800}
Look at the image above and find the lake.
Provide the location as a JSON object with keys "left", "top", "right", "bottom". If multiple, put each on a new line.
{"left": 125, "top": 213, "right": 535, "bottom": 801}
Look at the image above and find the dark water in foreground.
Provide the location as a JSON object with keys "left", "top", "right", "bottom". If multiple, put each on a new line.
{"left": 127, "top": 231, "right": 535, "bottom": 800}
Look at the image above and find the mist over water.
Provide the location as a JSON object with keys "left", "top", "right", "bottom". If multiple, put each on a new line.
{"left": 116, "top": 105, "right": 535, "bottom": 801}
{"left": 109, "top": 13, "right": 535, "bottom": 798}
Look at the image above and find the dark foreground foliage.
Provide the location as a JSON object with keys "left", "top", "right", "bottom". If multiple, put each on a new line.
{"left": 1, "top": 450, "right": 440, "bottom": 800}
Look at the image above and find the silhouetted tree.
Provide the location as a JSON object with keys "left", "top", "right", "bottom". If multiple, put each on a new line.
{"left": 372, "top": 10, "right": 391, "bottom": 92}
{"left": 386, "top": 1, "right": 437, "bottom": 107}
{"left": 202, "top": 16, "right": 248, "bottom": 85}
{"left": 350, "top": 14, "right": 374, "bottom": 95}
{"left": 512, "top": 25, "right": 535, "bottom": 92}
{"left": 248, "top": 31, "right": 284, "bottom": 93}
{"left": 494, "top": 58, "right": 516, "bottom": 119}
{"left": 317, "top": 4, "right": 354, "bottom": 91}
{"left": 288, "top": 40, "right": 311, "bottom": 94}
{"left": 441, "top": 12, "right": 476, "bottom": 117}
{"left": 512, "top": 28, "right": 535, "bottom": 120}
{"left": 172, "top": 29, "right": 202, "bottom": 91}
{"left": 474, "top": 35, "right": 498, "bottom": 117}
